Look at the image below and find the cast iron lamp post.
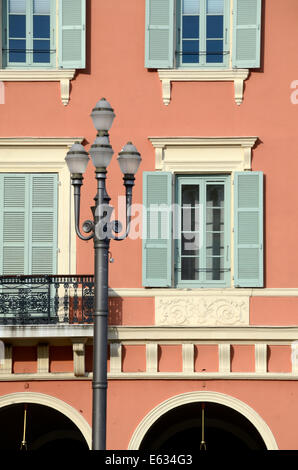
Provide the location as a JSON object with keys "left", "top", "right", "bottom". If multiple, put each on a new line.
{"left": 65, "top": 98, "right": 141, "bottom": 450}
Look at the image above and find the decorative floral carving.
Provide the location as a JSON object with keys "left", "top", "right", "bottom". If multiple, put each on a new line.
{"left": 155, "top": 296, "right": 249, "bottom": 326}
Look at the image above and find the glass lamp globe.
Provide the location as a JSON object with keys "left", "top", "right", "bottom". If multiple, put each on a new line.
{"left": 90, "top": 98, "right": 115, "bottom": 132}
{"left": 65, "top": 142, "right": 89, "bottom": 175}
{"left": 117, "top": 142, "right": 141, "bottom": 175}
{"left": 89, "top": 134, "right": 114, "bottom": 169}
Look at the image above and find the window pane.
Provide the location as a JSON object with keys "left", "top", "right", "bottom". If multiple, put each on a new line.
{"left": 207, "top": 185, "right": 224, "bottom": 207}
{"left": 183, "top": 16, "right": 199, "bottom": 39}
{"left": 182, "top": 234, "right": 200, "bottom": 256}
{"left": 182, "top": 40, "right": 199, "bottom": 63}
{"left": 183, "top": 0, "right": 200, "bottom": 15}
{"left": 33, "top": 39, "right": 50, "bottom": 63}
{"left": 206, "top": 39, "right": 223, "bottom": 63}
{"left": 9, "top": 0, "right": 26, "bottom": 14}
{"left": 206, "top": 231, "right": 224, "bottom": 251}
{"left": 207, "top": 0, "right": 224, "bottom": 14}
{"left": 9, "top": 15, "right": 26, "bottom": 38}
{"left": 182, "top": 185, "right": 200, "bottom": 206}
{"left": 9, "top": 39, "right": 26, "bottom": 62}
{"left": 182, "top": 207, "right": 201, "bottom": 231}
{"left": 207, "top": 15, "right": 223, "bottom": 38}
{"left": 33, "top": 15, "right": 50, "bottom": 38}
{"left": 34, "top": 0, "right": 51, "bottom": 14}
{"left": 206, "top": 208, "right": 224, "bottom": 231}
{"left": 206, "top": 256, "right": 224, "bottom": 280}
{"left": 181, "top": 257, "right": 200, "bottom": 280}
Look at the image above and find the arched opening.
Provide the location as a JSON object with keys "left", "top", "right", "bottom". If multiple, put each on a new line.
{"left": 0, "top": 403, "right": 89, "bottom": 450}
{"left": 139, "top": 402, "right": 267, "bottom": 450}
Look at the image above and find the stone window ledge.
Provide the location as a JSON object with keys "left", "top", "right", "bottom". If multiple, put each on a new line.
{"left": 158, "top": 69, "right": 250, "bottom": 106}
{"left": 0, "top": 69, "right": 76, "bottom": 105}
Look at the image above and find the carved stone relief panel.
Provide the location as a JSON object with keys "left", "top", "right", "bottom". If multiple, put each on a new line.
{"left": 155, "top": 295, "right": 249, "bottom": 326}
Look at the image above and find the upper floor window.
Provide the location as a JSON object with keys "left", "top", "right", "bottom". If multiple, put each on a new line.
{"left": 176, "top": 175, "right": 231, "bottom": 287}
{"left": 177, "top": 0, "right": 229, "bottom": 67}
{"left": 142, "top": 171, "right": 263, "bottom": 289}
{"left": 4, "top": 0, "right": 54, "bottom": 67}
{"left": 1, "top": 0, "right": 86, "bottom": 69}
{"left": 0, "top": 173, "right": 58, "bottom": 275}
{"left": 145, "top": 0, "right": 262, "bottom": 69}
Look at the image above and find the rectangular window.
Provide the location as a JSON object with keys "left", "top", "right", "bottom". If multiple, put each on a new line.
{"left": 177, "top": 0, "right": 229, "bottom": 67}
{"left": 0, "top": 173, "right": 58, "bottom": 275}
{"left": 3, "top": 0, "right": 55, "bottom": 67}
{"left": 176, "top": 175, "right": 230, "bottom": 287}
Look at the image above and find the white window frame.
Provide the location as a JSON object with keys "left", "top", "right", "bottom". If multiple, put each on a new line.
{"left": 0, "top": 137, "right": 84, "bottom": 275}
{"left": 149, "top": 135, "right": 258, "bottom": 289}
{"left": 0, "top": 0, "right": 78, "bottom": 105}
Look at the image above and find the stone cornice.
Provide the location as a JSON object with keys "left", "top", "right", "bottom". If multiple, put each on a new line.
{"left": 0, "top": 69, "right": 76, "bottom": 105}
{"left": 1, "top": 325, "right": 298, "bottom": 342}
{"left": 158, "top": 68, "right": 250, "bottom": 105}
{"left": 0, "top": 137, "right": 83, "bottom": 148}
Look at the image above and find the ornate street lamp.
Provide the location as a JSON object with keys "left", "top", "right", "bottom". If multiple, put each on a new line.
{"left": 65, "top": 98, "right": 141, "bottom": 450}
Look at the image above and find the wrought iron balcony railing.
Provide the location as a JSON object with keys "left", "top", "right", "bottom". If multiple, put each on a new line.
{"left": 0, "top": 275, "right": 95, "bottom": 325}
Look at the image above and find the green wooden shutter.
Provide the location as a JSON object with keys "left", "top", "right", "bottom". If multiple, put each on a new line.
{"left": 0, "top": 174, "right": 29, "bottom": 275}
{"left": 58, "top": 0, "right": 86, "bottom": 69}
{"left": 145, "top": 0, "right": 174, "bottom": 68}
{"left": 30, "top": 174, "right": 58, "bottom": 275}
{"left": 234, "top": 172, "right": 263, "bottom": 287}
{"left": 232, "top": 0, "right": 262, "bottom": 68}
{"left": 0, "top": 174, "right": 58, "bottom": 276}
{"left": 143, "top": 172, "right": 172, "bottom": 287}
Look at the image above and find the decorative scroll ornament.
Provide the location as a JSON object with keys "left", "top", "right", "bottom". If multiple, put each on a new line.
{"left": 155, "top": 296, "right": 249, "bottom": 326}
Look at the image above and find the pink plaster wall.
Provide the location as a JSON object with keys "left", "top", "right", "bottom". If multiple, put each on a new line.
{"left": 1, "top": 379, "right": 298, "bottom": 449}
{"left": 194, "top": 345, "right": 218, "bottom": 372}
{"left": 1, "top": 0, "right": 298, "bottom": 293}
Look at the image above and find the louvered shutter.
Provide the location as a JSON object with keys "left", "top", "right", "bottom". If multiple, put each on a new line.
{"left": 0, "top": 174, "right": 28, "bottom": 274}
{"left": 0, "top": 174, "right": 57, "bottom": 276}
{"left": 232, "top": 0, "right": 262, "bottom": 68}
{"left": 142, "top": 172, "right": 172, "bottom": 287}
{"left": 30, "top": 174, "right": 58, "bottom": 275}
{"left": 234, "top": 172, "right": 263, "bottom": 287}
{"left": 145, "top": 0, "right": 175, "bottom": 68}
{"left": 58, "top": 0, "right": 86, "bottom": 69}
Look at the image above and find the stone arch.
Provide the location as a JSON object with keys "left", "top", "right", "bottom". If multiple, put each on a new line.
{"left": 128, "top": 391, "right": 278, "bottom": 450}
{"left": 0, "top": 392, "right": 91, "bottom": 449}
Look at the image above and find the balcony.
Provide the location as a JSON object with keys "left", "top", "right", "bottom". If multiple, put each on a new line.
{"left": 0, "top": 275, "right": 95, "bottom": 325}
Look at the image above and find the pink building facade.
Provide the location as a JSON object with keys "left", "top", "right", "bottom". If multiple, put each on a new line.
{"left": 0, "top": 0, "right": 297, "bottom": 450}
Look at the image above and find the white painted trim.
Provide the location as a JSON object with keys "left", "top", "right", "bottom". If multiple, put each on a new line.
{"left": 219, "top": 344, "right": 231, "bottom": 373}
{"left": 128, "top": 391, "right": 278, "bottom": 450}
{"left": 72, "top": 339, "right": 87, "bottom": 377}
{"left": 158, "top": 69, "right": 250, "bottom": 106}
{"left": 108, "top": 287, "right": 298, "bottom": 297}
{"left": 146, "top": 343, "right": 158, "bottom": 373}
{"left": 0, "top": 392, "right": 91, "bottom": 448}
{"left": 37, "top": 343, "right": 49, "bottom": 374}
{"left": 2, "top": 325, "right": 298, "bottom": 342}
{"left": 0, "top": 344, "right": 12, "bottom": 374}
{"left": 149, "top": 136, "right": 257, "bottom": 172}
{"left": 0, "top": 137, "right": 83, "bottom": 147}
{"left": 110, "top": 343, "right": 122, "bottom": 374}
{"left": 0, "top": 70, "right": 76, "bottom": 105}
{"left": 0, "top": 371, "right": 297, "bottom": 382}
{"left": 182, "top": 344, "right": 194, "bottom": 373}
{"left": 255, "top": 344, "right": 267, "bottom": 374}
{"left": 0, "top": 137, "right": 83, "bottom": 275}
